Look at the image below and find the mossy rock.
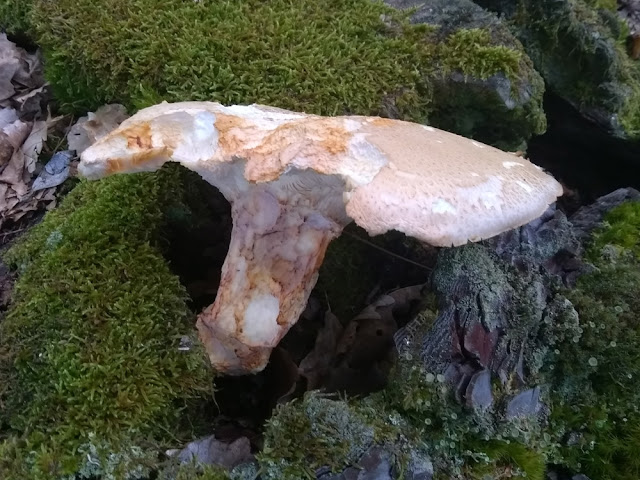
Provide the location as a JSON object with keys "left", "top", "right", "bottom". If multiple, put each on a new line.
{"left": 545, "top": 199, "right": 640, "bottom": 480}
{"left": 4, "top": 0, "right": 547, "bottom": 149}
{"left": 476, "top": 0, "right": 640, "bottom": 141}
{"left": 0, "top": 167, "right": 215, "bottom": 479}
{"left": 259, "top": 331, "right": 549, "bottom": 479}
{"left": 386, "top": 0, "right": 547, "bottom": 150}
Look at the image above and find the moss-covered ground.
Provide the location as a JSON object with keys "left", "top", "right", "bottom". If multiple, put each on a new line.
{"left": 261, "top": 335, "right": 550, "bottom": 480}
{"left": 545, "top": 200, "right": 640, "bottom": 480}
{"left": 0, "top": 167, "right": 215, "bottom": 479}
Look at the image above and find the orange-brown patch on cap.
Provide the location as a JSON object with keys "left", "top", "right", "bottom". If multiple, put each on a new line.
{"left": 105, "top": 146, "right": 173, "bottom": 175}
{"left": 215, "top": 113, "right": 253, "bottom": 153}
{"left": 369, "top": 117, "right": 395, "bottom": 128}
{"left": 318, "top": 122, "right": 351, "bottom": 155}
{"left": 245, "top": 118, "right": 353, "bottom": 182}
{"left": 123, "top": 122, "right": 153, "bottom": 150}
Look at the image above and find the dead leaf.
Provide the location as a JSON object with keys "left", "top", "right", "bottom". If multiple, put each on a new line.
{"left": 0, "top": 37, "right": 57, "bottom": 229}
{"left": 299, "top": 309, "right": 343, "bottom": 390}
{"left": 0, "top": 120, "right": 31, "bottom": 171}
{"left": 0, "top": 119, "right": 31, "bottom": 168}
{"left": 0, "top": 108, "right": 18, "bottom": 129}
{"left": 0, "top": 149, "right": 26, "bottom": 187}
{"left": 12, "top": 50, "right": 44, "bottom": 90}
{"left": 2, "top": 119, "right": 31, "bottom": 148}
{"left": 14, "top": 84, "right": 50, "bottom": 119}
{"left": 67, "top": 104, "right": 129, "bottom": 154}
{"left": 0, "top": 34, "right": 44, "bottom": 101}
{"left": 0, "top": 59, "right": 18, "bottom": 102}
{"left": 22, "top": 120, "right": 47, "bottom": 173}
{"left": 319, "top": 284, "right": 427, "bottom": 395}
{"left": 32, "top": 151, "right": 73, "bottom": 191}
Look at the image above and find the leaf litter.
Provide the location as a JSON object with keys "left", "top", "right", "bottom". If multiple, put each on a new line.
{"left": 0, "top": 33, "right": 129, "bottom": 234}
{"left": 0, "top": 33, "right": 58, "bottom": 231}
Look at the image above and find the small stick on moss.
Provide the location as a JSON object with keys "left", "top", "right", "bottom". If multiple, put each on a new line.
{"left": 342, "top": 230, "right": 432, "bottom": 271}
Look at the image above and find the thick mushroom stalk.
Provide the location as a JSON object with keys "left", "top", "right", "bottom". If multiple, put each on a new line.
{"left": 199, "top": 171, "right": 348, "bottom": 373}
{"left": 79, "top": 101, "right": 563, "bottom": 375}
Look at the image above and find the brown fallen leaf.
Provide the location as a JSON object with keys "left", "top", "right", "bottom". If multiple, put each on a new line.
{"left": 14, "top": 84, "right": 50, "bottom": 120}
{"left": 309, "top": 284, "right": 427, "bottom": 395}
{"left": 22, "top": 120, "right": 48, "bottom": 174}
{"left": 0, "top": 36, "right": 58, "bottom": 230}
{"left": 299, "top": 309, "right": 344, "bottom": 390}
{"left": 0, "top": 148, "right": 26, "bottom": 188}
{"left": 0, "top": 34, "right": 44, "bottom": 101}
{"left": 0, "top": 108, "right": 18, "bottom": 128}
{"left": 0, "top": 119, "right": 30, "bottom": 168}
{"left": 67, "top": 104, "right": 129, "bottom": 154}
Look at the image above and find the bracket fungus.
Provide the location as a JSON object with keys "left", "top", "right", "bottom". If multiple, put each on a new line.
{"left": 79, "top": 101, "right": 562, "bottom": 375}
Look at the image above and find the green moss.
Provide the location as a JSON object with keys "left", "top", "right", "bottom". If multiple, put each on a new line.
{"left": 584, "top": 0, "right": 618, "bottom": 11}
{"left": 493, "top": 0, "right": 640, "bottom": 138}
{"left": 0, "top": 167, "right": 214, "bottom": 479}
{"left": 260, "top": 307, "right": 551, "bottom": 479}
{"left": 0, "top": 0, "right": 35, "bottom": 34}
{"left": 2, "top": 0, "right": 548, "bottom": 148}
{"left": 428, "top": 26, "right": 546, "bottom": 150}
{"left": 23, "top": 0, "right": 431, "bottom": 121}
{"left": 259, "top": 393, "right": 383, "bottom": 479}
{"left": 158, "top": 461, "right": 231, "bottom": 480}
{"left": 437, "top": 28, "right": 523, "bottom": 81}
{"left": 545, "top": 200, "right": 640, "bottom": 480}
{"left": 589, "top": 201, "right": 640, "bottom": 259}
{"left": 465, "top": 441, "right": 546, "bottom": 480}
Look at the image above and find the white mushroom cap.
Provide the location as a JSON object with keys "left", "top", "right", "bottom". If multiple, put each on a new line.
{"left": 79, "top": 101, "right": 562, "bottom": 374}
{"left": 346, "top": 120, "right": 563, "bottom": 246}
{"left": 80, "top": 101, "right": 561, "bottom": 246}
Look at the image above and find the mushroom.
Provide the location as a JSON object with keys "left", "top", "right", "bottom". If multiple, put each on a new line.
{"left": 79, "top": 101, "right": 562, "bottom": 375}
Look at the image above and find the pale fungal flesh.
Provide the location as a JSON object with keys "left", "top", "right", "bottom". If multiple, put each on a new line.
{"left": 79, "top": 101, "right": 563, "bottom": 375}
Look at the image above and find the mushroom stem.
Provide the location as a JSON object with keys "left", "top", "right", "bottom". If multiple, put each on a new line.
{"left": 197, "top": 178, "right": 346, "bottom": 374}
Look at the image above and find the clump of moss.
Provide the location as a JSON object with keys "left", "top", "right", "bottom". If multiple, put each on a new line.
{"left": 588, "top": 201, "right": 640, "bottom": 259}
{"left": 24, "top": 0, "right": 432, "bottom": 121}
{"left": 584, "top": 0, "right": 618, "bottom": 11}
{"left": 379, "top": 360, "right": 549, "bottom": 480}
{"left": 437, "top": 28, "right": 523, "bottom": 81}
{"left": 4, "top": 0, "right": 548, "bottom": 149}
{"left": 545, "top": 200, "right": 640, "bottom": 479}
{"left": 260, "top": 313, "right": 550, "bottom": 479}
{"left": 477, "top": 0, "right": 640, "bottom": 137}
{"left": 259, "top": 393, "right": 383, "bottom": 479}
{"left": 426, "top": 23, "right": 546, "bottom": 150}
{"left": 158, "top": 461, "right": 231, "bottom": 480}
{"left": 0, "top": 167, "right": 214, "bottom": 479}
{"left": 0, "top": 0, "right": 35, "bottom": 34}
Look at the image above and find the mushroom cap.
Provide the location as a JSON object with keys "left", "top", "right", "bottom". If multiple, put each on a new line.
{"left": 79, "top": 101, "right": 562, "bottom": 246}
{"left": 345, "top": 121, "right": 563, "bottom": 246}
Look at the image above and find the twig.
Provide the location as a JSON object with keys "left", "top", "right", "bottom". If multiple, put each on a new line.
{"left": 0, "top": 227, "right": 28, "bottom": 238}
{"left": 50, "top": 113, "right": 75, "bottom": 154}
{"left": 342, "top": 230, "right": 432, "bottom": 271}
